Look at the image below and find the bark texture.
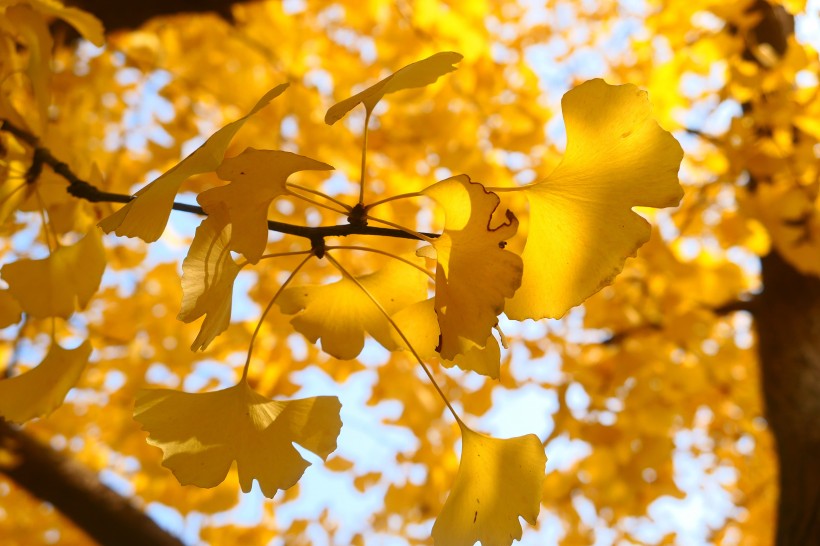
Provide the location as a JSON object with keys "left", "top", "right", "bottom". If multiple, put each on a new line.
{"left": 66, "top": 0, "right": 256, "bottom": 33}
{"left": 753, "top": 252, "right": 820, "bottom": 545}
{"left": 0, "top": 420, "right": 185, "bottom": 546}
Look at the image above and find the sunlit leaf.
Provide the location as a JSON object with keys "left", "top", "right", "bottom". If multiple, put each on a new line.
{"left": 178, "top": 208, "right": 242, "bottom": 351}
{"left": 0, "top": 339, "right": 91, "bottom": 423}
{"left": 505, "top": 79, "right": 684, "bottom": 320}
{"left": 1, "top": 228, "right": 105, "bottom": 318}
{"left": 325, "top": 51, "right": 463, "bottom": 125}
{"left": 432, "top": 423, "right": 546, "bottom": 546}
{"left": 98, "top": 84, "right": 289, "bottom": 242}
{"left": 392, "top": 298, "right": 501, "bottom": 378}
{"left": 0, "top": 0, "right": 105, "bottom": 46}
{"left": 278, "top": 257, "right": 428, "bottom": 360}
{"left": 133, "top": 380, "right": 342, "bottom": 498}
{"left": 422, "top": 174, "right": 522, "bottom": 360}
{"left": 198, "top": 148, "right": 333, "bottom": 264}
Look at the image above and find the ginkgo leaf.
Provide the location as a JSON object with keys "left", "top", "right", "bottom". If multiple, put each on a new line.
{"left": 505, "top": 79, "right": 684, "bottom": 320}
{"left": 99, "top": 84, "right": 289, "bottom": 242}
{"left": 422, "top": 175, "right": 522, "bottom": 361}
{"left": 6, "top": 5, "right": 52, "bottom": 128}
{"left": 392, "top": 298, "right": 501, "bottom": 378}
{"left": 0, "top": 0, "right": 105, "bottom": 46}
{"left": 0, "top": 290, "right": 22, "bottom": 328}
{"left": 325, "top": 51, "right": 463, "bottom": 125}
{"left": 133, "top": 380, "right": 342, "bottom": 499}
{"left": 278, "top": 258, "right": 428, "bottom": 360}
{"left": 178, "top": 208, "right": 242, "bottom": 351}
{"left": 198, "top": 148, "right": 334, "bottom": 264}
{"left": 1, "top": 228, "right": 105, "bottom": 318}
{"left": 432, "top": 422, "right": 546, "bottom": 546}
{"left": 0, "top": 339, "right": 91, "bottom": 423}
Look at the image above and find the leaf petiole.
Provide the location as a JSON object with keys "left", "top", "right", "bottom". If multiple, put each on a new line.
{"left": 242, "top": 253, "right": 313, "bottom": 380}
{"left": 285, "top": 182, "right": 353, "bottom": 212}
{"left": 364, "top": 191, "right": 424, "bottom": 211}
{"left": 325, "top": 251, "right": 463, "bottom": 425}
{"left": 325, "top": 245, "right": 434, "bottom": 280}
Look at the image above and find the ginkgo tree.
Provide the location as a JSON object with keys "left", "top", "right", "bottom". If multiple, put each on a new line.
{"left": 1, "top": 0, "right": 817, "bottom": 545}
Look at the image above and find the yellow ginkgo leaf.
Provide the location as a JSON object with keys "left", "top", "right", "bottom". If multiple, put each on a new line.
{"left": 505, "top": 79, "right": 684, "bottom": 321}
{"left": 99, "top": 84, "right": 289, "bottom": 242}
{"left": 178, "top": 208, "right": 242, "bottom": 351}
{"left": 325, "top": 51, "right": 463, "bottom": 125}
{"left": 0, "top": 290, "right": 22, "bottom": 328}
{"left": 1, "top": 228, "right": 105, "bottom": 318}
{"left": 5, "top": 5, "right": 52, "bottom": 128}
{"left": 198, "top": 148, "right": 333, "bottom": 264}
{"left": 278, "top": 258, "right": 428, "bottom": 360}
{"left": 392, "top": 298, "right": 501, "bottom": 378}
{"left": 0, "top": 0, "right": 105, "bottom": 46}
{"left": 0, "top": 339, "right": 91, "bottom": 423}
{"left": 423, "top": 175, "right": 522, "bottom": 361}
{"left": 432, "top": 422, "right": 546, "bottom": 546}
{"left": 133, "top": 380, "right": 342, "bottom": 499}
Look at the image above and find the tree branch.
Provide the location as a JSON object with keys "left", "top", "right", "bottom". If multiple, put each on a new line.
{"left": 0, "top": 119, "right": 439, "bottom": 242}
{"left": 0, "top": 419, "right": 185, "bottom": 546}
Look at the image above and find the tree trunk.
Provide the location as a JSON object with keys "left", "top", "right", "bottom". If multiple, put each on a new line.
{"left": 753, "top": 252, "right": 820, "bottom": 545}
{"left": 0, "top": 420, "right": 185, "bottom": 546}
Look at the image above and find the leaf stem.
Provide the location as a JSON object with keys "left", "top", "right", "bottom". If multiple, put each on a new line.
{"left": 365, "top": 215, "right": 435, "bottom": 243}
{"left": 325, "top": 252, "right": 463, "bottom": 425}
{"left": 285, "top": 187, "right": 350, "bottom": 215}
{"left": 326, "top": 245, "right": 434, "bottom": 280}
{"left": 286, "top": 182, "right": 353, "bottom": 212}
{"left": 364, "top": 191, "right": 424, "bottom": 211}
{"left": 358, "top": 110, "right": 372, "bottom": 205}
{"left": 242, "top": 253, "right": 313, "bottom": 380}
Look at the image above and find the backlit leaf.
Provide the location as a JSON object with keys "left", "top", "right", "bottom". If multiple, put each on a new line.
{"left": 505, "top": 79, "right": 684, "bottom": 320}
{"left": 392, "top": 298, "right": 501, "bottom": 378}
{"left": 0, "top": 0, "right": 105, "bottom": 46}
{"left": 432, "top": 422, "right": 546, "bottom": 546}
{"left": 1, "top": 228, "right": 105, "bottom": 318}
{"left": 198, "top": 148, "right": 333, "bottom": 264}
{"left": 0, "top": 290, "right": 22, "bottom": 328}
{"left": 178, "top": 208, "right": 242, "bottom": 351}
{"left": 278, "top": 257, "right": 428, "bottom": 360}
{"left": 133, "top": 380, "right": 342, "bottom": 499}
{"left": 325, "top": 51, "right": 463, "bottom": 125}
{"left": 0, "top": 339, "right": 91, "bottom": 423}
{"left": 99, "top": 84, "right": 289, "bottom": 242}
{"left": 422, "top": 175, "right": 522, "bottom": 360}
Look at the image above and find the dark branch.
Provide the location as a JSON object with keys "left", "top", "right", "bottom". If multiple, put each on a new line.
{"left": 0, "top": 419, "right": 185, "bottom": 546}
{"left": 0, "top": 119, "right": 438, "bottom": 242}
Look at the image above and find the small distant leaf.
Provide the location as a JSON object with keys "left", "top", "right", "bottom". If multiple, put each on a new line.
{"left": 133, "top": 380, "right": 343, "bottom": 499}
{"left": 1, "top": 228, "right": 105, "bottom": 319}
{"left": 278, "top": 258, "right": 428, "bottom": 360}
{"left": 99, "top": 84, "right": 289, "bottom": 242}
{"left": 422, "top": 175, "right": 522, "bottom": 361}
{"left": 392, "top": 298, "right": 501, "bottom": 378}
{"left": 325, "top": 51, "right": 463, "bottom": 125}
{"left": 178, "top": 208, "right": 242, "bottom": 351}
{"left": 0, "top": 339, "right": 92, "bottom": 423}
{"left": 505, "top": 79, "right": 684, "bottom": 320}
{"left": 198, "top": 148, "right": 333, "bottom": 264}
{"left": 432, "top": 423, "right": 546, "bottom": 546}
{"left": 0, "top": 290, "right": 23, "bottom": 328}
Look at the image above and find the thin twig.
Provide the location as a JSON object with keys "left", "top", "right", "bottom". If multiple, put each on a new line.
{"left": 0, "top": 118, "right": 440, "bottom": 242}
